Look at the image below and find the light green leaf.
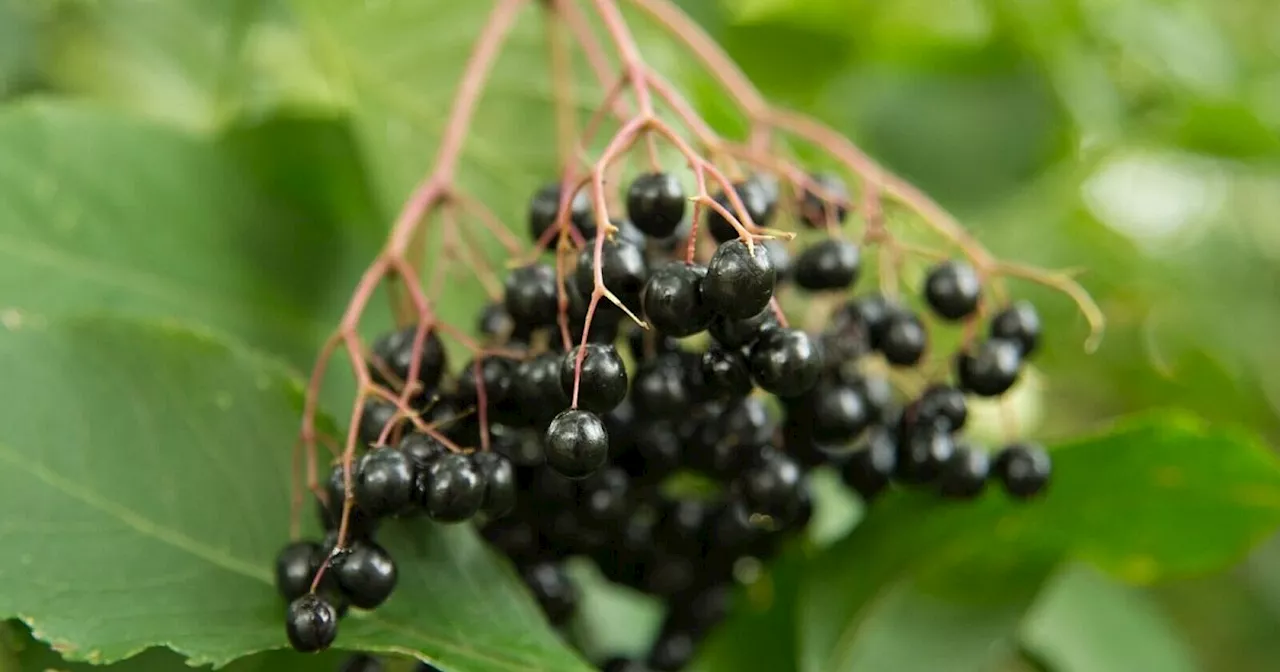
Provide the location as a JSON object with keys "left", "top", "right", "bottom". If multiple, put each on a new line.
{"left": 799, "top": 414, "right": 1280, "bottom": 672}
{"left": 0, "top": 316, "right": 591, "bottom": 671}
{"left": 1021, "top": 564, "right": 1198, "bottom": 672}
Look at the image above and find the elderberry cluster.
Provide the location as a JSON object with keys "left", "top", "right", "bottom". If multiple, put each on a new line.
{"left": 276, "top": 170, "right": 1053, "bottom": 672}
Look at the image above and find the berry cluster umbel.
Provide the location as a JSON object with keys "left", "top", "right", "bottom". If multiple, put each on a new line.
{"left": 278, "top": 170, "right": 1053, "bottom": 670}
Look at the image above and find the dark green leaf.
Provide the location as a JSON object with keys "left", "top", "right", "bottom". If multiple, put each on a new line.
{"left": 800, "top": 414, "right": 1280, "bottom": 672}
{"left": 0, "top": 316, "right": 591, "bottom": 671}
{"left": 1021, "top": 564, "right": 1198, "bottom": 672}
{"left": 0, "top": 100, "right": 379, "bottom": 368}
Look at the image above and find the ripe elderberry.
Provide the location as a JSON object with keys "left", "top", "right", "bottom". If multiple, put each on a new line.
{"left": 798, "top": 172, "right": 850, "bottom": 228}
{"left": 703, "top": 239, "right": 776, "bottom": 320}
{"left": 357, "top": 399, "right": 402, "bottom": 447}
{"left": 631, "top": 353, "right": 691, "bottom": 418}
{"left": 575, "top": 237, "right": 649, "bottom": 312}
{"left": 990, "top": 300, "right": 1042, "bottom": 357}
{"left": 896, "top": 418, "right": 955, "bottom": 484}
{"left": 748, "top": 328, "right": 822, "bottom": 398}
{"left": 738, "top": 449, "right": 804, "bottom": 521}
{"left": 545, "top": 409, "right": 609, "bottom": 479}
{"left": 511, "top": 353, "right": 570, "bottom": 425}
{"left": 333, "top": 540, "right": 398, "bottom": 609}
{"left": 370, "top": 325, "right": 447, "bottom": 397}
{"left": 793, "top": 239, "right": 860, "bottom": 291}
{"left": 706, "top": 179, "right": 774, "bottom": 243}
{"left": 879, "top": 311, "right": 927, "bottom": 367}
{"left": 472, "top": 451, "right": 516, "bottom": 518}
{"left": 529, "top": 183, "right": 592, "bottom": 243}
{"left": 938, "top": 442, "right": 990, "bottom": 500}
{"left": 275, "top": 541, "right": 322, "bottom": 602}
{"left": 627, "top": 172, "right": 686, "bottom": 238}
{"left": 477, "top": 302, "right": 515, "bottom": 342}
{"left": 286, "top": 593, "right": 338, "bottom": 653}
{"left": 642, "top": 262, "right": 713, "bottom": 337}
{"left": 522, "top": 561, "right": 579, "bottom": 626}
{"left": 793, "top": 379, "right": 871, "bottom": 445}
{"left": 957, "top": 338, "right": 1023, "bottom": 397}
{"left": 559, "top": 344, "right": 628, "bottom": 414}
{"left": 841, "top": 426, "right": 898, "bottom": 501}
{"left": 913, "top": 384, "right": 968, "bottom": 431}
{"left": 709, "top": 307, "right": 778, "bottom": 349}
{"left": 504, "top": 263, "right": 559, "bottom": 329}
{"left": 924, "top": 260, "right": 982, "bottom": 321}
{"left": 455, "top": 356, "right": 515, "bottom": 406}
{"left": 418, "top": 453, "right": 486, "bottom": 523}
{"left": 700, "top": 347, "right": 754, "bottom": 400}
{"left": 994, "top": 443, "right": 1051, "bottom": 499}
{"left": 399, "top": 432, "right": 447, "bottom": 470}
{"left": 354, "top": 446, "right": 416, "bottom": 518}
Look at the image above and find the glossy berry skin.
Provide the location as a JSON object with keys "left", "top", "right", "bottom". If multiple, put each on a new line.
{"left": 763, "top": 239, "right": 794, "bottom": 285}
{"left": 455, "top": 356, "right": 514, "bottom": 406}
{"left": 419, "top": 453, "right": 486, "bottom": 523}
{"left": 529, "top": 183, "right": 591, "bottom": 243}
{"left": 545, "top": 409, "right": 609, "bottom": 479}
{"left": 625, "top": 420, "right": 683, "bottom": 480}
{"left": 414, "top": 662, "right": 445, "bottom": 672}
{"left": 703, "top": 240, "right": 776, "bottom": 320}
{"left": 795, "top": 380, "right": 871, "bottom": 445}
{"left": 370, "top": 325, "right": 447, "bottom": 398}
{"left": 798, "top": 172, "right": 850, "bottom": 228}
{"left": 749, "top": 328, "right": 823, "bottom": 398}
{"left": 333, "top": 540, "right": 398, "bottom": 609}
{"left": 841, "top": 427, "right": 898, "bottom": 501}
{"left": 914, "top": 385, "right": 968, "bottom": 431}
{"left": 994, "top": 443, "right": 1051, "bottom": 499}
{"left": 578, "top": 466, "right": 630, "bottom": 525}
{"left": 354, "top": 447, "right": 416, "bottom": 518}
{"left": 738, "top": 449, "right": 804, "bottom": 521}
{"left": 398, "top": 432, "right": 447, "bottom": 470}
{"left": 627, "top": 172, "right": 686, "bottom": 238}
{"left": 846, "top": 293, "right": 897, "bottom": 350}
{"left": 706, "top": 180, "right": 774, "bottom": 243}
{"left": 321, "top": 463, "right": 379, "bottom": 540}
{"left": 709, "top": 307, "right": 778, "bottom": 349}
{"left": 477, "top": 302, "right": 515, "bottom": 342}
{"left": 880, "top": 312, "right": 927, "bottom": 367}
{"left": 642, "top": 262, "right": 713, "bottom": 337}
{"left": 957, "top": 338, "right": 1023, "bottom": 397}
{"left": 938, "top": 443, "right": 991, "bottom": 500}
{"left": 285, "top": 594, "right": 338, "bottom": 653}
{"left": 924, "top": 260, "right": 982, "bottom": 321}
{"left": 559, "top": 344, "right": 628, "bottom": 414}
{"left": 511, "top": 353, "right": 570, "bottom": 426}
{"left": 793, "top": 239, "right": 860, "bottom": 291}
{"left": 631, "top": 354, "right": 691, "bottom": 418}
{"left": 472, "top": 451, "right": 516, "bottom": 518}
{"left": 701, "top": 347, "right": 754, "bottom": 399}
{"left": 896, "top": 418, "right": 955, "bottom": 484}
{"left": 357, "top": 399, "right": 401, "bottom": 447}
{"left": 575, "top": 238, "right": 649, "bottom": 312}
{"left": 339, "top": 654, "right": 383, "bottom": 672}
{"left": 504, "top": 263, "right": 559, "bottom": 328}
{"left": 275, "top": 541, "right": 322, "bottom": 602}
{"left": 990, "top": 301, "right": 1042, "bottom": 357}
{"left": 522, "top": 561, "right": 579, "bottom": 626}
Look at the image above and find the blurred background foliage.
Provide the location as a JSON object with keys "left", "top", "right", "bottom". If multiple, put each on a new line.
{"left": 0, "top": 0, "right": 1277, "bottom": 669}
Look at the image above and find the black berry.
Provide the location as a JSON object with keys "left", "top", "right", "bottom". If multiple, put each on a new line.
{"left": 914, "top": 385, "right": 967, "bottom": 431}
{"left": 896, "top": 418, "right": 955, "bottom": 484}
{"left": 647, "top": 629, "right": 696, "bottom": 671}
{"left": 477, "top": 302, "right": 516, "bottom": 342}
{"left": 738, "top": 449, "right": 804, "bottom": 521}
{"left": 504, "top": 263, "right": 559, "bottom": 328}
{"left": 523, "top": 561, "right": 578, "bottom": 625}
{"left": 370, "top": 325, "right": 447, "bottom": 398}
{"left": 957, "top": 338, "right": 1023, "bottom": 397}
{"left": 994, "top": 443, "right": 1051, "bottom": 499}
{"left": 321, "top": 463, "right": 379, "bottom": 540}
{"left": 795, "top": 380, "right": 871, "bottom": 445}
{"left": 924, "top": 260, "right": 982, "bottom": 321}
{"left": 578, "top": 466, "right": 630, "bottom": 525}
{"left": 642, "top": 262, "right": 713, "bottom": 337}
{"left": 990, "top": 301, "right": 1042, "bottom": 358}
{"left": 511, "top": 353, "right": 571, "bottom": 426}
{"left": 700, "top": 347, "right": 754, "bottom": 399}
{"left": 841, "top": 426, "right": 897, "bottom": 501}
{"left": 472, "top": 451, "right": 516, "bottom": 518}
{"left": 938, "top": 443, "right": 990, "bottom": 499}
{"left": 354, "top": 446, "right": 416, "bottom": 518}
{"left": 529, "top": 183, "right": 591, "bottom": 243}
{"left": 455, "top": 356, "right": 515, "bottom": 406}
{"left": 576, "top": 238, "right": 649, "bottom": 312}
{"left": 627, "top": 172, "right": 686, "bottom": 238}
{"left": 399, "top": 432, "right": 447, "bottom": 470}
{"left": 631, "top": 353, "right": 691, "bottom": 418}
{"left": 706, "top": 180, "right": 773, "bottom": 243}
{"left": 763, "top": 239, "right": 794, "bottom": 285}
{"left": 880, "top": 312, "right": 927, "bottom": 367}
{"left": 275, "top": 541, "right": 322, "bottom": 602}
{"left": 709, "top": 307, "right": 778, "bottom": 349}
{"left": 333, "top": 540, "right": 398, "bottom": 609}
{"left": 793, "top": 239, "right": 860, "bottom": 291}
{"left": 357, "top": 399, "right": 402, "bottom": 447}
{"left": 798, "top": 172, "right": 850, "bottom": 228}
{"left": 559, "top": 344, "right": 628, "bottom": 414}
{"left": 285, "top": 594, "right": 338, "bottom": 653}
{"left": 419, "top": 452, "right": 486, "bottom": 523}
{"left": 748, "top": 328, "right": 822, "bottom": 398}
{"left": 703, "top": 240, "right": 776, "bottom": 320}
{"left": 545, "top": 409, "right": 609, "bottom": 479}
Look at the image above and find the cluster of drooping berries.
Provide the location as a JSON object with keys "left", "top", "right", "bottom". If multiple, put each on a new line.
{"left": 275, "top": 169, "right": 1052, "bottom": 671}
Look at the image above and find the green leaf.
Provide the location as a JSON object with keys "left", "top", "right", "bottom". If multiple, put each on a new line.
{"left": 1021, "top": 564, "right": 1198, "bottom": 672}
{"left": 0, "top": 315, "right": 591, "bottom": 671}
{"left": 0, "top": 100, "right": 379, "bottom": 368}
{"left": 42, "top": 0, "right": 339, "bottom": 131}
{"left": 799, "top": 413, "right": 1280, "bottom": 672}
{"left": 690, "top": 550, "right": 806, "bottom": 672}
